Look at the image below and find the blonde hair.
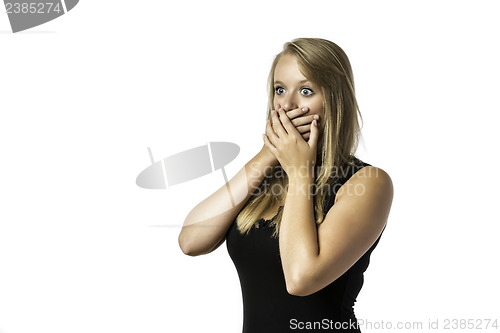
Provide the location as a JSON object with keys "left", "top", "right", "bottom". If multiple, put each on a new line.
{"left": 236, "top": 38, "right": 364, "bottom": 238}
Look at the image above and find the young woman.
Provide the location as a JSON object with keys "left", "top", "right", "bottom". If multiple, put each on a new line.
{"left": 178, "top": 38, "right": 394, "bottom": 332}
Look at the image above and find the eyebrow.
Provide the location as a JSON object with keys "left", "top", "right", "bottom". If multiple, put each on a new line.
{"left": 273, "top": 79, "right": 310, "bottom": 86}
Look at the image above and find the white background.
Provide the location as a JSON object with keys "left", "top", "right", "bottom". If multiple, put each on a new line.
{"left": 1, "top": 1, "right": 499, "bottom": 332}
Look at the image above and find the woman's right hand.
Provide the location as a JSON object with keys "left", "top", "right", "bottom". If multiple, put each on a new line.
{"left": 259, "top": 104, "right": 318, "bottom": 165}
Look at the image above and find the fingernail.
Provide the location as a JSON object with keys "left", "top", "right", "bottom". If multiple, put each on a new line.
{"left": 313, "top": 115, "right": 319, "bottom": 120}
{"left": 302, "top": 107, "right": 309, "bottom": 112}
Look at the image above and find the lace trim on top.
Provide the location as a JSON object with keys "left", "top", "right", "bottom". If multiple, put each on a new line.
{"left": 253, "top": 206, "right": 283, "bottom": 229}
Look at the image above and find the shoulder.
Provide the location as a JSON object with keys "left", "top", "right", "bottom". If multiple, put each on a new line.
{"left": 308, "top": 165, "right": 393, "bottom": 295}
{"left": 335, "top": 165, "right": 393, "bottom": 206}
{"left": 319, "top": 165, "right": 393, "bottom": 251}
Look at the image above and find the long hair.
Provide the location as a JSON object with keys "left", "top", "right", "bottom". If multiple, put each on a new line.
{"left": 236, "top": 38, "right": 364, "bottom": 238}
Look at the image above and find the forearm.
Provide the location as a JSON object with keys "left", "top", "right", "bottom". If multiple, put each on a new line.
{"left": 178, "top": 147, "right": 277, "bottom": 256}
{"left": 279, "top": 174, "right": 319, "bottom": 290}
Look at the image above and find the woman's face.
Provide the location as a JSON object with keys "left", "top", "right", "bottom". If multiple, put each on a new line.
{"left": 273, "top": 54, "right": 325, "bottom": 133}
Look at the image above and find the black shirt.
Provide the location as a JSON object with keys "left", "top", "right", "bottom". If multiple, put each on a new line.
{"left": 226, "top": 160, "right": 384, "bottom": 332}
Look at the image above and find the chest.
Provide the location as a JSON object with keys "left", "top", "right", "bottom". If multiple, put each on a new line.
{"left": 259, "top": 203, "right": 283, "bottom": 221}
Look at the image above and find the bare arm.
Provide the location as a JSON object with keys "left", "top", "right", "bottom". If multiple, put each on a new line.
{"left": 280, "top": 167, "right": 393, "bottom": 296}
{"left": 178, "top": 146, "right": 277, "bottom": 256}
{"left": 178, "top": 105, "right": 316, "bottom": 256}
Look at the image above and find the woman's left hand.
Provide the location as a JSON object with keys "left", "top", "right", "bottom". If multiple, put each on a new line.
{"left": 263, "top": 108, "right": 319, "bottom": 179}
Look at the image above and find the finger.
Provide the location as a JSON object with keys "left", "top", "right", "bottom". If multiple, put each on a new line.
{"left": 285, "top": 106, "right": 309, "bottom": 120}
{"left": 291, "top": 114, "right": 318, "bottom": 127}
{"left": 267, "top": 104, "right": 280, "bottom": 126}
{"left": 263, "top": 133, "right": 278, "bottom": 156}
{"left": 308, "top": 119, "right": 319, "bottom": 148}
{"left": 266, "top": 118, "right": 280, "bottom": 144}
{"left": 278, "top": 108, "right": 300, "bottom": 137}
{"left": 296, "top": 124, "right": 312, "bottom": 134}
{"left": 271, "top": 109, "right": 287, "bottom": 138}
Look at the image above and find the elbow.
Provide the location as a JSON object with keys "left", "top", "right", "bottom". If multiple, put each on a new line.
{"left": 286, "top": 283, "right": 310, "bottom": 297}
{"left": 178, "top": 232, "right": 200, "bottom": 257}
{"left": 178, "top": 239, "right": 192, "bottom": 256}
{"left": 286, "top": 270, "right": 344, "bottom": 297}
{"left": 178, "top": 231, "right": 214, "bottom": 257}
{"left": 285, "top": 267, "right": 326, "bottom": 297}
{"left": 179, "top": 244, "right": 195, "bottom": 257}
{"left": 285, "top": 274, "right": 312, "bottom": 297}
{"left": 286, "top": 284, "right": 302, "bottom": 297}
{"left": 179, "top": 242, "right": 202, "bottom": 257}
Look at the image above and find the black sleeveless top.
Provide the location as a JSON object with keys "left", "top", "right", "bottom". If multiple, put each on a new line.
{"left": 225, "top": 159, "right": 385, "bottom": 332}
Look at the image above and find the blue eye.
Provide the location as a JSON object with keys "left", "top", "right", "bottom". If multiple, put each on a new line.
{"left": 275, "top": 87, "right": 285, "bottom": 95}
{"left": 301, "top": 88, "right": 314, "bottom": 96}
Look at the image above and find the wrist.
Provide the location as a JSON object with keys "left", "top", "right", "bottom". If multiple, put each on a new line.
{"left": 286, "top": 162, "right": 315, "bottom": 182}
{"left": 287, "top": 173, "right": 314, "bottom": 198}
{"left": 288, "top": 173, "right": 314, "bottom": 185}
{"left": 258, "top": 146, "right": 278, "bottom": 167}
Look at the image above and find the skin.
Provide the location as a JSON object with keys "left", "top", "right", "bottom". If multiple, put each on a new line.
{"left": 263, "top": 54, "right": 394, "bottom": 297}
{"left": 273, "top": 54, "right": 325, "bottom": 137}
{"left": 178, "top": 55, "right": 321, "bottom": 255}
{"left": 259, "top": 53, "right": 322, "bottom": 170}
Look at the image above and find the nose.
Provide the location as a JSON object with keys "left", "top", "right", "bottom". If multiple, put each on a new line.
{"left": 281, "top": 93, "right": 298, "bottom": 112}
